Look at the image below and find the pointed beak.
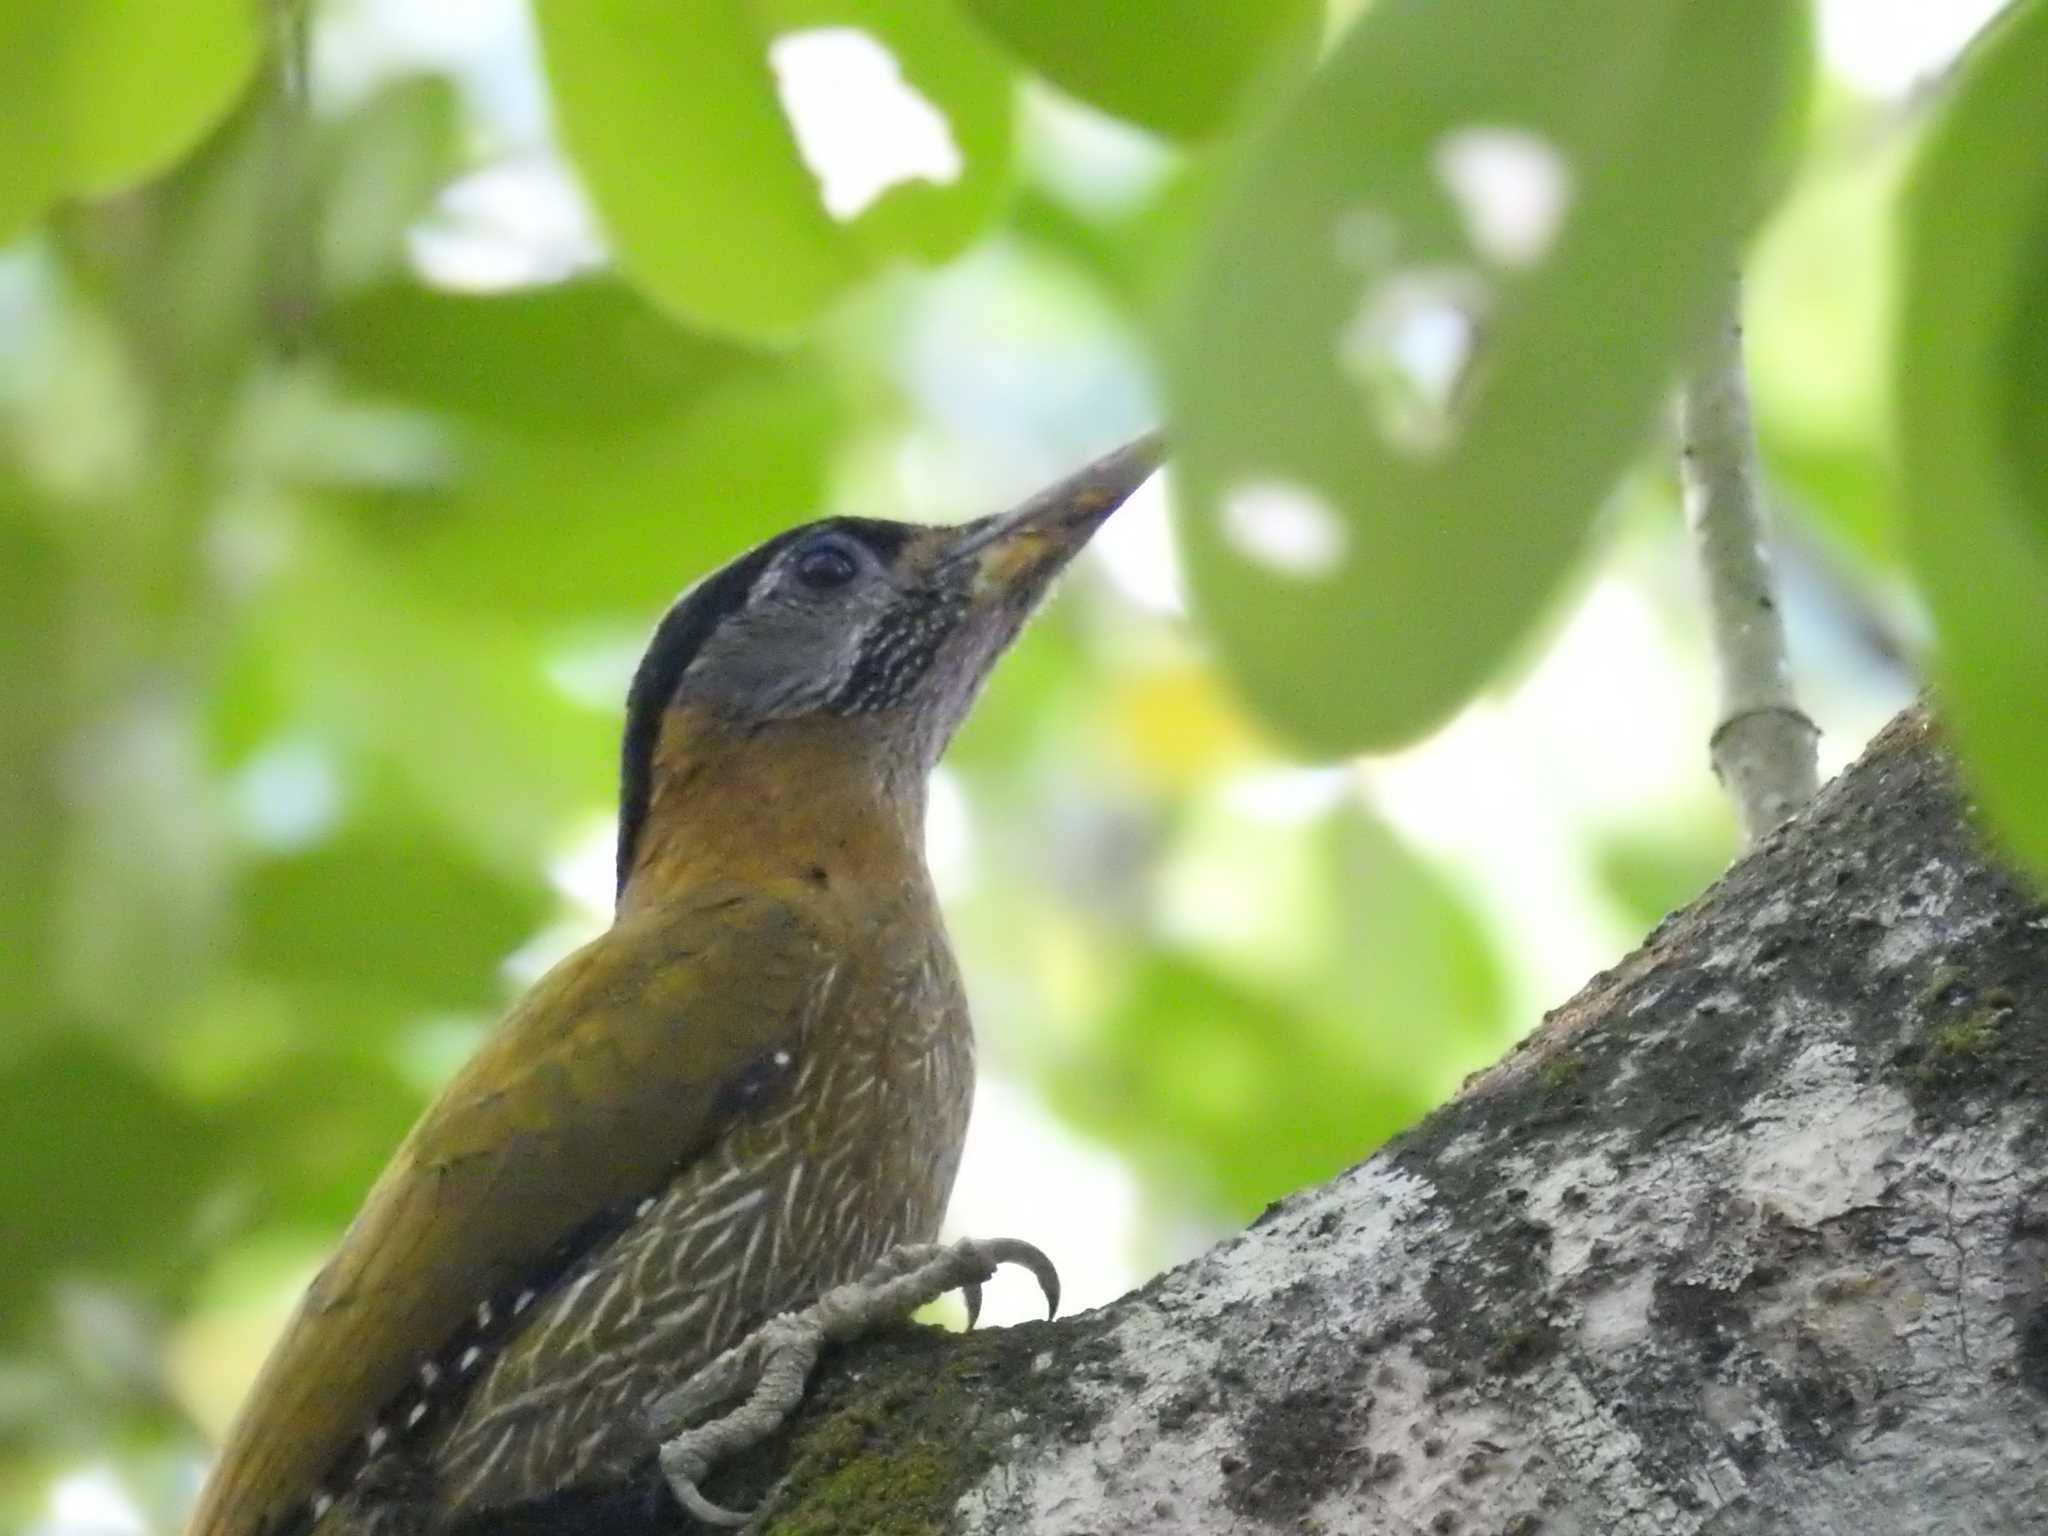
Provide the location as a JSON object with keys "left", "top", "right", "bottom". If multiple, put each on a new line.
{"left": 944, "top": 431, "right": 1166, "bottom": 599}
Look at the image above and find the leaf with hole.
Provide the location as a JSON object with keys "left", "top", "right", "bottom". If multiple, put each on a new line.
{"left": 534, "top": 0, "right": 1011, "bottom": 338}
{"left": 1169, "top": 0, "right": 1809, "bottom": 754}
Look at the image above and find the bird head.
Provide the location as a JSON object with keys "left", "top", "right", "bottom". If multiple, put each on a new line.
{"left": 616, "top": 434, "right": 1162, "bottom": 897}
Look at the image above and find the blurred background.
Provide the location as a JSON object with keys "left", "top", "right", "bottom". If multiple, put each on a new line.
{"left": 0, "top": 1, "right": 1993, "bottom": 1530}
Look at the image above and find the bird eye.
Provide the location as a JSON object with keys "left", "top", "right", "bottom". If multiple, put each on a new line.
{"left": 792, "top": 538, "right": 860, "bottom": 592}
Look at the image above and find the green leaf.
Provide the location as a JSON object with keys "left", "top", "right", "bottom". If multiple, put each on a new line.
{"left": 0, "top": 500, "right": 69, "bottom": 1043}
{"left": 1048, "top": 950, "right": 1417, "bottom": 1212}
{"left": 1594, "top": 817, "right": 1740, "bottom": 937}
{"left": 0, "top": 11, "right": 63, "bottom": 242}
{"left": 54, "top": 687, "right": 230, "bottom": 1037}
{"left": 236, "top": 791, "right": 549, "bottom": 1014}
{"left": 221, "top": 1050, "right": 426, "bottom": 1228}
{"left": 1898, "top": 0, "right": 2048, "bottom": 882}
{"left": 1009, "top": 162, "right": 1226, "bottom": 327}
{"left": 92, "top": 67, "right": 285, "bottom": 399}
{"left": 0, "top": 1044, "right": 221, "bottom": 1337}
{"left": 1756, "top": 428, "right": 1897, "bottom": 570}
{"left": 328, "top": 355, "right": 845, "bottom": 626}
{"left": 263, "top": 521, "right": 613, "bottom": 876}
{"left": 1039, "top": 801, "right": 1504, "bottom": 1217}
{"left": 946, "top": 599, "right": 1092, "bottom": 771}
{"left": 960, "top": 0, "right": 1319, "bottom": 140}
{"left": 1313, "top": 804, "right": 1506, "bottom": 1068}
{"left": 0, "top": 0, "right": 262, "bottom": 238}
{"left": 63, "top": 0, "right": 262, "bottom": 195}
{"left": 1048, "top": 950, "right": 1431, "bottom": 1217}
{"left": 534, "top": 0, "right": 1012, "bottom": 338}
{"left": 315, "top": 76, "right": 463, "bottom": 296}
{"left": 322, "top": 280, "right": 752, "bottom": 435}
{"left": 322, "top": 282, "right": 844, "bottom": 624}
{"left": 1745, "top": 108, "right": 1912, "bottom": 570}
{"left": 423, "top": 370, "right": 838, "bottom": 621}
{"left": 1169, "top": 0, "right": 1810, "bottom": 754}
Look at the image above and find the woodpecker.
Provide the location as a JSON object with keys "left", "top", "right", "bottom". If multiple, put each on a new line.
{"left": 181, "top": 435, "right": 1164, "bottom": 1536}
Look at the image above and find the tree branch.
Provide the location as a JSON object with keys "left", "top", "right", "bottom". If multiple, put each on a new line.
{"left": 1680, "top": 279, "right": 1819, "bottom": 843}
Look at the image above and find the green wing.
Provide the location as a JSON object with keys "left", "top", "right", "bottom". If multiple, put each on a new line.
{"left": 184, "top": 882, "right": 834, "bottom": 1536}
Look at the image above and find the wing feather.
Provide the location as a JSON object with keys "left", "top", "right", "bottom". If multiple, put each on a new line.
{"left": 183, "top": 883, "right": 833, "bottom": 1536}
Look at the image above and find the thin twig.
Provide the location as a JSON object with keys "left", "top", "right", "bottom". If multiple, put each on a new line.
{"left": 265, "top": 0, "right": 319, "bottom": 352}
{"left": 1679, "top": 278, "right": 1818, "bottom": 844}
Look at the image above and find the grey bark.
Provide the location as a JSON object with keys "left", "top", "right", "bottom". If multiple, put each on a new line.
{"left": 1680, "top": 284, "right": 1820, "bottom": 844}
{"left": 582, "top": 704, "right": 2048, "bottom": 1534}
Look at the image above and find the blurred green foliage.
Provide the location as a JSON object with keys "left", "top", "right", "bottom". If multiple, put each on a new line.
{"left": 0, "top": 0, "right": 260, "bottom": 241}
{"left": 1170, "top": 0, "right": 1810, "bottom": 752}
{"left": 0, "top": 0, "right": 2034, "bottom": 1529}
{"left": 958, "top": 0, "right": 1321, "bottom": 140}
{"left": 1899, "top": 0, "right": 2048, "bottom": 883}
{"left": 534, "top": 0, "right": 1013, "bottom": 337}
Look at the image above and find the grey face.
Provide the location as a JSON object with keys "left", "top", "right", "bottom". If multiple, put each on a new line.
{"left": 615, "top": 433, "right": 1166, "bottom": 896}
{"left": 674, "top": 522, "right": 972, "bottom": 729}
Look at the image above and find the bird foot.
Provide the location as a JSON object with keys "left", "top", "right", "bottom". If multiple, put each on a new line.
{"left": 648, "top": 1235, "right": 1059, "bottom": 1528}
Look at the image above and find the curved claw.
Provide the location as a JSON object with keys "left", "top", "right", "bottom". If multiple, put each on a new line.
{"left": 677, "top": 1480, "right": 752, "bottom": 1529}
{"left": 961, "top": 1280, "right": 984, "bottom": 1331}
{"left": 660, "top": 1446, "right": 752, "bottom": 1529}
{"left": 984, "top": 1237, "right": 1061, "bottom": 1319}
{"left": 654, "top": 1237, "right": 1061, "bottom": 1532}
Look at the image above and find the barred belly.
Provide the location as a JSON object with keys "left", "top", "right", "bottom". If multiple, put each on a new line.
{"left": 426, "top": 999, "right": 974, "bottom": 1520}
